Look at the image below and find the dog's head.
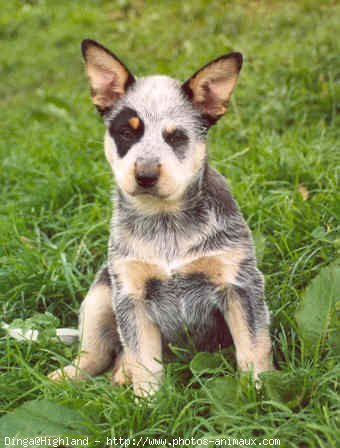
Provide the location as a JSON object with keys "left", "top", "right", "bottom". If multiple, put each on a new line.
{"left": 81, "top": 40, "right": 242, "bottom": 208}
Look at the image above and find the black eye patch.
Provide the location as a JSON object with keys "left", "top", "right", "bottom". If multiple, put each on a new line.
{"left": 109, "top": 107, "right": 144, "bottom": 158}
{"left": 163, "top": 127, "right": 189, "bottom": 159}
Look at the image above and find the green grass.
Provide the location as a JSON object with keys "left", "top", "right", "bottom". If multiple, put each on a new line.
{"left": 0, "top": 1, "right": 339, "bottom": 447}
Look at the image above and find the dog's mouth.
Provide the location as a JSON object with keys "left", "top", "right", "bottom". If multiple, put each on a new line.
{"left": 126, "top": 189, "right": 182, "bottom": 214}
{"left": 122, "top": 181, "right": 181, "bottom": 203}
{"left": 131, "top": 189, "right": 170, "bottom": 199}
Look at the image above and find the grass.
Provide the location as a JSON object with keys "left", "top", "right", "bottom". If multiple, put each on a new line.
{"left": 0, "top": 0, "right": 339, "bottom": 447}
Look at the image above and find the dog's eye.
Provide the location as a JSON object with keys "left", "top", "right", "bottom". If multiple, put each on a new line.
{"left": 163, "top": 128, "right": 188, "bottom": 146}
{"left": 109, "top": 108, "right": 145, "bottom": 158}
{"left": 119, "top": 126, "right": 135, "bottom": 140}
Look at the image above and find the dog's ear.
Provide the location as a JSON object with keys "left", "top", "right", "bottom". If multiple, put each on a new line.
{"left": 182, "top": 52, "right": 242, "bottom": 125}
{"left": 81, "top": 39, "right": 135, "bottom": 115}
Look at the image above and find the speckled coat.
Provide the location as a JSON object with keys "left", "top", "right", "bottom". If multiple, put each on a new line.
{"left": 49, "top": 40, "right": 273, "bottom": 396}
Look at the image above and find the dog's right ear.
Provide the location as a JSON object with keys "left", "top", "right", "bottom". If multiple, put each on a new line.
{"left": 81, "top": 39, "right": 135, "bottom": 115}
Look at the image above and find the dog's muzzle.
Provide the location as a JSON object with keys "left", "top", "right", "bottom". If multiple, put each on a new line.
{"left": 135, "top": 157, "right": 161, "bottom": 190}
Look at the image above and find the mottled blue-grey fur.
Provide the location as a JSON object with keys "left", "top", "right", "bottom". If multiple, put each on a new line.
{"left": 49, "top": 40, "right": 273, "bottom": 394}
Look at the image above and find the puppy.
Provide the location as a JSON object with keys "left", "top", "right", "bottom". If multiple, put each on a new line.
{"left": 49, "top": 40, "right": 273, "bottom": 396}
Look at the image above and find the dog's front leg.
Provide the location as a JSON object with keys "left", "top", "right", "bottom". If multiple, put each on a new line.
{"left": 223, "top": 283, "right": 274, "bottom": 380}
{"left": 113, "top": 259, "right": 167, "bottom": 397}
{"left": 49, "top": 266, "right": 121, "bottom": 382}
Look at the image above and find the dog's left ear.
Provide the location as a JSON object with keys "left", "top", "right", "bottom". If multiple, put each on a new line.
{"left": 81, "top": 39, "right": 135, "bottom": 115}
{"left": 182, "top": 52, "right": 242, "bottom": 125}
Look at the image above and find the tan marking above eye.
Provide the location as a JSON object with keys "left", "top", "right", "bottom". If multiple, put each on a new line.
{"left": 165, "top": 124, "right": 177, "bottom": 134}
{"left": 128, "top": 116, "right": 140, "bottom": 130}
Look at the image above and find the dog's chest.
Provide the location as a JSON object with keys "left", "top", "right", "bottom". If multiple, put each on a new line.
{"left": 144, "top": 271, "right": 230, "bottom": 350}
{"left": 111, "top": 206, "right": 219, "bottom": 262}
{"left": 111, "top": 243, "right": 237, "bottom": 348}
{"left": 109, "top": 210, "right": 239, "bottom": 350}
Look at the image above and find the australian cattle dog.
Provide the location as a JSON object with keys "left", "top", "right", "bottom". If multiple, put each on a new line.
{"left": 49, "top": 40, "right": 273, "bottom": 396}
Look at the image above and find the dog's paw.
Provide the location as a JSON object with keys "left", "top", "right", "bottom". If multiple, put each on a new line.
{"left": 253, "top": 363, "right": 275, "bottom": 390}
{"left": 112, "top": 365, "right": 132, "bottom": 386}
{"left": 48, "top": 365, "right": 83, "bottom": 382}
{"left": 133, "top": 380, "right": 160, "bottom": 398}
{"left": 132, "top": 368, "right": 163, "bottom": 398}
{"left": 112, "top": 355, "right": 132, "bottom": 386}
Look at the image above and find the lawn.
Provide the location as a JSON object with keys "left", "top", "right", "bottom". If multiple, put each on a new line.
{"left": 0, "top": 1, "right": 339, "bottom": 447}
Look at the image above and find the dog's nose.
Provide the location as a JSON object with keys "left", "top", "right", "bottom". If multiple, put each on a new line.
{"left": 135, "top": 158, "right": 161, "bottom": 189}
